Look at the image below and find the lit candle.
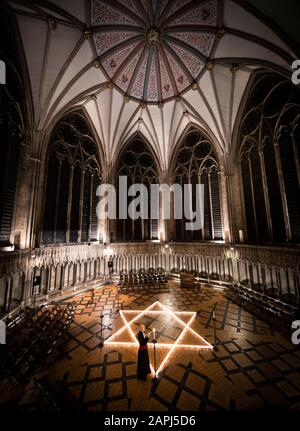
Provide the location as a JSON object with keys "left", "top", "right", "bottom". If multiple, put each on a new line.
{"left": 153, "top": 328, "right": 156, "bottom": 340}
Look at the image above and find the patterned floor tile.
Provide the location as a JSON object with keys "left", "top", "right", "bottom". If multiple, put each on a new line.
{"left": 1, "top": 282, "right": 299, "bottom": 411}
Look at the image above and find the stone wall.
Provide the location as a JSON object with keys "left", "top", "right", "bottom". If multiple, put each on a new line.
{"left": 0, "top": 242, "right": 299, "bottom": 317}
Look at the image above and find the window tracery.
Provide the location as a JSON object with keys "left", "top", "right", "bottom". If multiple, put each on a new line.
{"left": 173, "top": 128, "right": 223, "bottom": 241}
{"left": 42, "top": 112, "right": 101, "bottom": 244}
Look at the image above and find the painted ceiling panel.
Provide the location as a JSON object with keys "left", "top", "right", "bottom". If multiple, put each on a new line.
{"left": 164, "top": 49, "right": 191, "bottom": 93}
{"left": 90, "top": 0, "right": 217, "bottom": 103}
{"left": 93, "top": 31, "right": 140, "bottom": 57}
{"left": 146, "top": 54, "right": 159, "bottom": 102}
{"left": 115, "top": 49, "right": 143, "bottom": 93}
{"left": 92, "top": 0, "right": 137, "bottom": 25}
{"left": 166, "top": 41, "right": 205, "bottom": 79}
{"left": 168, "top": 32, "right": 214, "bottom": 58}
{"left": 120, "top": 0, "right": 142, "bottom": 18}
{"left": 130, "top": 52, "right": 149, "bottom": 99}
{"left": 171, "top": 0, "right": 217, "bottom": 26}
{"left": 164, "top": 0, "right": 193, "bottom": 20}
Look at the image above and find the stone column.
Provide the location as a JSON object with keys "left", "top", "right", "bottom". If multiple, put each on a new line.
{"left": 53, "top": 161, "right": 62, "bottom": 243}
{"left": 218, "top": 169, "right": 231, "bottom": 243}
{"left": 13, "top": 135, "right": 40, "bottom": 250}
{"left": 66, "top": 165, "right": 74, "bottom": 243}
{"left": 100, "top": 164, "right": 111, "bottom": 244}
{"left": 225, "top": 164, "right": 245, "bottom": 244}
{"left": 274, "top": 141, "right": 291, "bottom": 241}
{"left": 20, "top": 272, "right": 26, "bottom": 309}
{"left": 88, "top": 174, "right": 94, "bottom": 242}
{"left": 45, "top": 267, "right": 51, "bottom": 299}
{"left": 259, "top": 151, "right": 273, "bottom": 240}
{"left": 4, "top": 276, "right": 12, "bottom": 314}
{"left": 78, "top": 170, "right": 85, "bottom": 243}
{"left": 60, "top": 265, "right": 65, "bottom": 292}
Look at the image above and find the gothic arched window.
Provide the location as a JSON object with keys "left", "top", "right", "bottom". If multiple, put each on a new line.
{"left": 172, "top": 128, "right": 223, "bottom": 241}
{"left": 42, "top": 112, "right": 102, "bottom": 244}
{"left": 115, "top": 138, "right": 159, "bottom": 242}
{"left": 239, "top": 74, "right": 300, "bottom": 243}
{"left": 0, "top": 11, "right": 25, "bottom": 248}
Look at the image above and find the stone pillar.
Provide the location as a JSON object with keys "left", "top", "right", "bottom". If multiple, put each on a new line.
{"left": 20, "top": 272, "right": 26, "bottom": 308}
{"left": 78, "top": 170, "right": 85, "bottom": 243}
{"left": 274, "top": 141, "right": 291, "bottom": 241}
{"left": 53, "top": 161, "right": 62, "bottom": 243}
{"left": 60, "top": 265, "right": 65, "bottom": 292}
{"left": 4, "top": 276, "right": 12, "bottom": 314}
{"left": 259, "top": 151, "right": 273, "bottom": 240}
{"left": 225, "top": 164, "right": 245, "bottom": 244}
{"left": 66, "top": 165, "right": 74, "bottom": 243}
{"left": 164, "top": 173, "right": 176, "bottom": 242}
{"left": 219, "top": 169, "right": 232, "bottom": 243}
{"left": 99, "top": 164, "right": 111, "bottom": 244}
{"left": 45, "top": 267, "right": 51, "bottom": 299}
{"left": 13, "top": 136, "right": 39, "bottom": 250}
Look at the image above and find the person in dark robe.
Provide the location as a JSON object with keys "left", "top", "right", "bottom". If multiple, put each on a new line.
{"left": 136, "top": 324, "right": 151, "bottom": 380}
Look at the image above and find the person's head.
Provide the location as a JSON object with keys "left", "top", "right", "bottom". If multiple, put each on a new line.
{"left": 139, "top": 324, "right": 145, "bottom": 332}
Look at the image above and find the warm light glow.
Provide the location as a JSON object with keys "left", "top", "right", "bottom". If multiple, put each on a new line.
{"left": 104, "top": 247, "right": 113, "bottom": 256}
{"left": 104, "top": 301, "right": 213, "bottom": 376}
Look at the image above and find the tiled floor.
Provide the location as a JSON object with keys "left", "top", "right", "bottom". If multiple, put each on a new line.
{"left": 2, "top": 282, "right": 300, "bottom": 411}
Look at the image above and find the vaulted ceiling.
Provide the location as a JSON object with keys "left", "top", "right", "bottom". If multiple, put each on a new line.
{"left": 6, "top": 0, "right": 297, "bottom": 170}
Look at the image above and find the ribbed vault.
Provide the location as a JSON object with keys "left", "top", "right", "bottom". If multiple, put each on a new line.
{"left": 5, "top": 0, "right": 297, "bottom": 170}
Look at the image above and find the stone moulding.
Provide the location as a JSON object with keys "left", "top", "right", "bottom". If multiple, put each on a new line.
{"left": 0, "top": 242, "right": 299, "bottom": 276}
